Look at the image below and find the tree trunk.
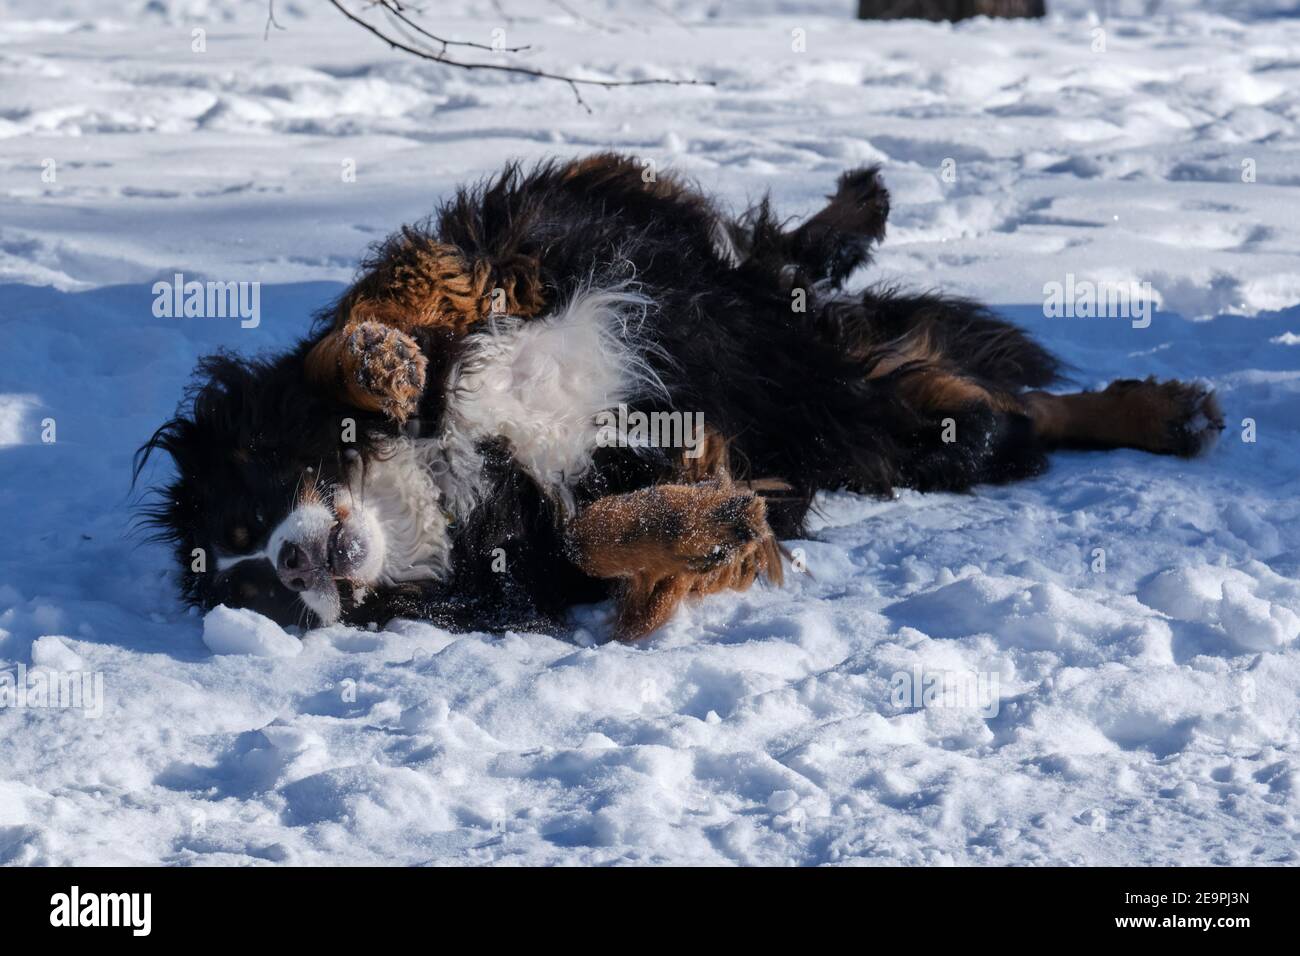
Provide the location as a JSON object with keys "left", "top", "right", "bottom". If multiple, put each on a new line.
{"left": 857, "top": 0, "right": 1046, "bottom": 20}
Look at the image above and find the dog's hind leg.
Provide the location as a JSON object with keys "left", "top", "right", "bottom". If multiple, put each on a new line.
{"left": 734, "top": 165, "right": 891, "bottom": 290}
{"left": 1024, "top": 377, "right": 1224, "bottom": 457}
{"left": 567, "top": 483, "right": 784, "bottom": 640}
{"left": 786, "top": 166, "right": 891, "bottom": 288}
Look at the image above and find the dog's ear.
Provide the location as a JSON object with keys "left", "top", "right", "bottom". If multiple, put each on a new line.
{"left": 132, "top": 415, "right": 191, "bottom": 488}
{"left": 133, "top": 351, "right": 252, "bottom": 488}
{"left": 131, "top": 378, "right": 213, "bottom": 553}
{"left": 188, "top": 351, "right": 263, "bottom": 431}
{"left": 130, "top": 414, "right": 200, "bottom": 581}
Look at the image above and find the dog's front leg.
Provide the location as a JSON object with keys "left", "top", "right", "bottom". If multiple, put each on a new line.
{"left": 304, "top": 238, "right": 549, "bottom": 422}
{"left": 567, "top": 483, "right": 784, "bottom": 640}
{"left": 305, "top": 320, "right": 428, "bottom": 423}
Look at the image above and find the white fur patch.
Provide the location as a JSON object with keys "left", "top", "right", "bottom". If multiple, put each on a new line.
{"left": 440, "top": 286, "right": 667, "bottom": 512}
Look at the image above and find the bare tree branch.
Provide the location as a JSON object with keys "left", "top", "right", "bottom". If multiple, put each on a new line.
{"left": 320, "top": 0, "right": 713, "bottom": 113}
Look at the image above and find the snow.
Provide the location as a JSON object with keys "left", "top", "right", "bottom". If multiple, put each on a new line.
{"left": 2, "top": 0, "right": 1300, "bottom": 865}
{"left": 202, "top": 605, "right": 304, "bottom": 658}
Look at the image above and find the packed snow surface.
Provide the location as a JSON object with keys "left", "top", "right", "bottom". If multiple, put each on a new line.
{"left": 1, "top": 0, "right": 1299, "bottom": 865}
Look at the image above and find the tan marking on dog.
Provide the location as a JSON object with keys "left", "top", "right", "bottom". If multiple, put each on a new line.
{"left": 1025, "top": 377, "right": 1223, "bottom": 456}
{"left": 568, "top": 482, "right": 783, "bottom": 640}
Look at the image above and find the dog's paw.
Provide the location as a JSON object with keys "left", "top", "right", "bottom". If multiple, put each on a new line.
{"left": 568, "top": 484, "right": 778, "bottom": 582}
{"left": 1104, "top": 377, "right": 1224, "bottom": 457}
{"left": 1162, "top": 380, "right": 1224, "bottom": 457}
{"left": 344, "top": 322, "right": 427, "bottom": 422}
{"left": 674, "top": 490, "right": 770, "bottom": 572}
{"left": 571, "top": 484, "right": 784, "bottom": 642}
{"left": 831, "top": 165, "right": 890, "bottom": 237}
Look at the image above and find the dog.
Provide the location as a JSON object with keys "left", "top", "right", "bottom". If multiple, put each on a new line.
{"left": 135, "top": 153, "right": 1223, "bottom": 640}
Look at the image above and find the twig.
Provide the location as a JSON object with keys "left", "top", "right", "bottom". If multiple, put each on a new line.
{"left": 645, "top": 0, "right": 695, "bottom": 32}
{"left": 264, "top": 0, "right": 287, "bottom": 41}
{"left": 545, "top": 0, "right": 622, "bottom": 35}
{"left": 489, "top": 0, "right": 516, "bottom": 25}
{"left": 375, "top": 0, "right": 530, "bottom": 53}
{"left": 325, "top": 0, "right": 713, "bottom": 114}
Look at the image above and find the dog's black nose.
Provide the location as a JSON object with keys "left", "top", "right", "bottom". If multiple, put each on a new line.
{"left": 277, "top": 541, "right": 310, "bottom": 591}
{"left": 279, "top": 540, "right": 303, "bottom": 570}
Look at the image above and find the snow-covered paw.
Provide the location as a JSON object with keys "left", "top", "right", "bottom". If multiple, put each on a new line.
{"left": 345, "top": 322, "right": 427, "bottom": 423}
{"left": 568, "top": 484, "right": 779, "bottom": 583}
{"left": 675, "top": 490, "right": 769, "bottom": 572}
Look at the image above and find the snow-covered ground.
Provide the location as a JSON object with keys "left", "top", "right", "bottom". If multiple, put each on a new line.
{"left": 2, "top": 0, "right": 1299, "bottom": 865}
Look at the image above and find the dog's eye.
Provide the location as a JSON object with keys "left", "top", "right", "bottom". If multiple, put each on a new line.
{"left": 229, "top": 525, "right": 250, "bottom": 548}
